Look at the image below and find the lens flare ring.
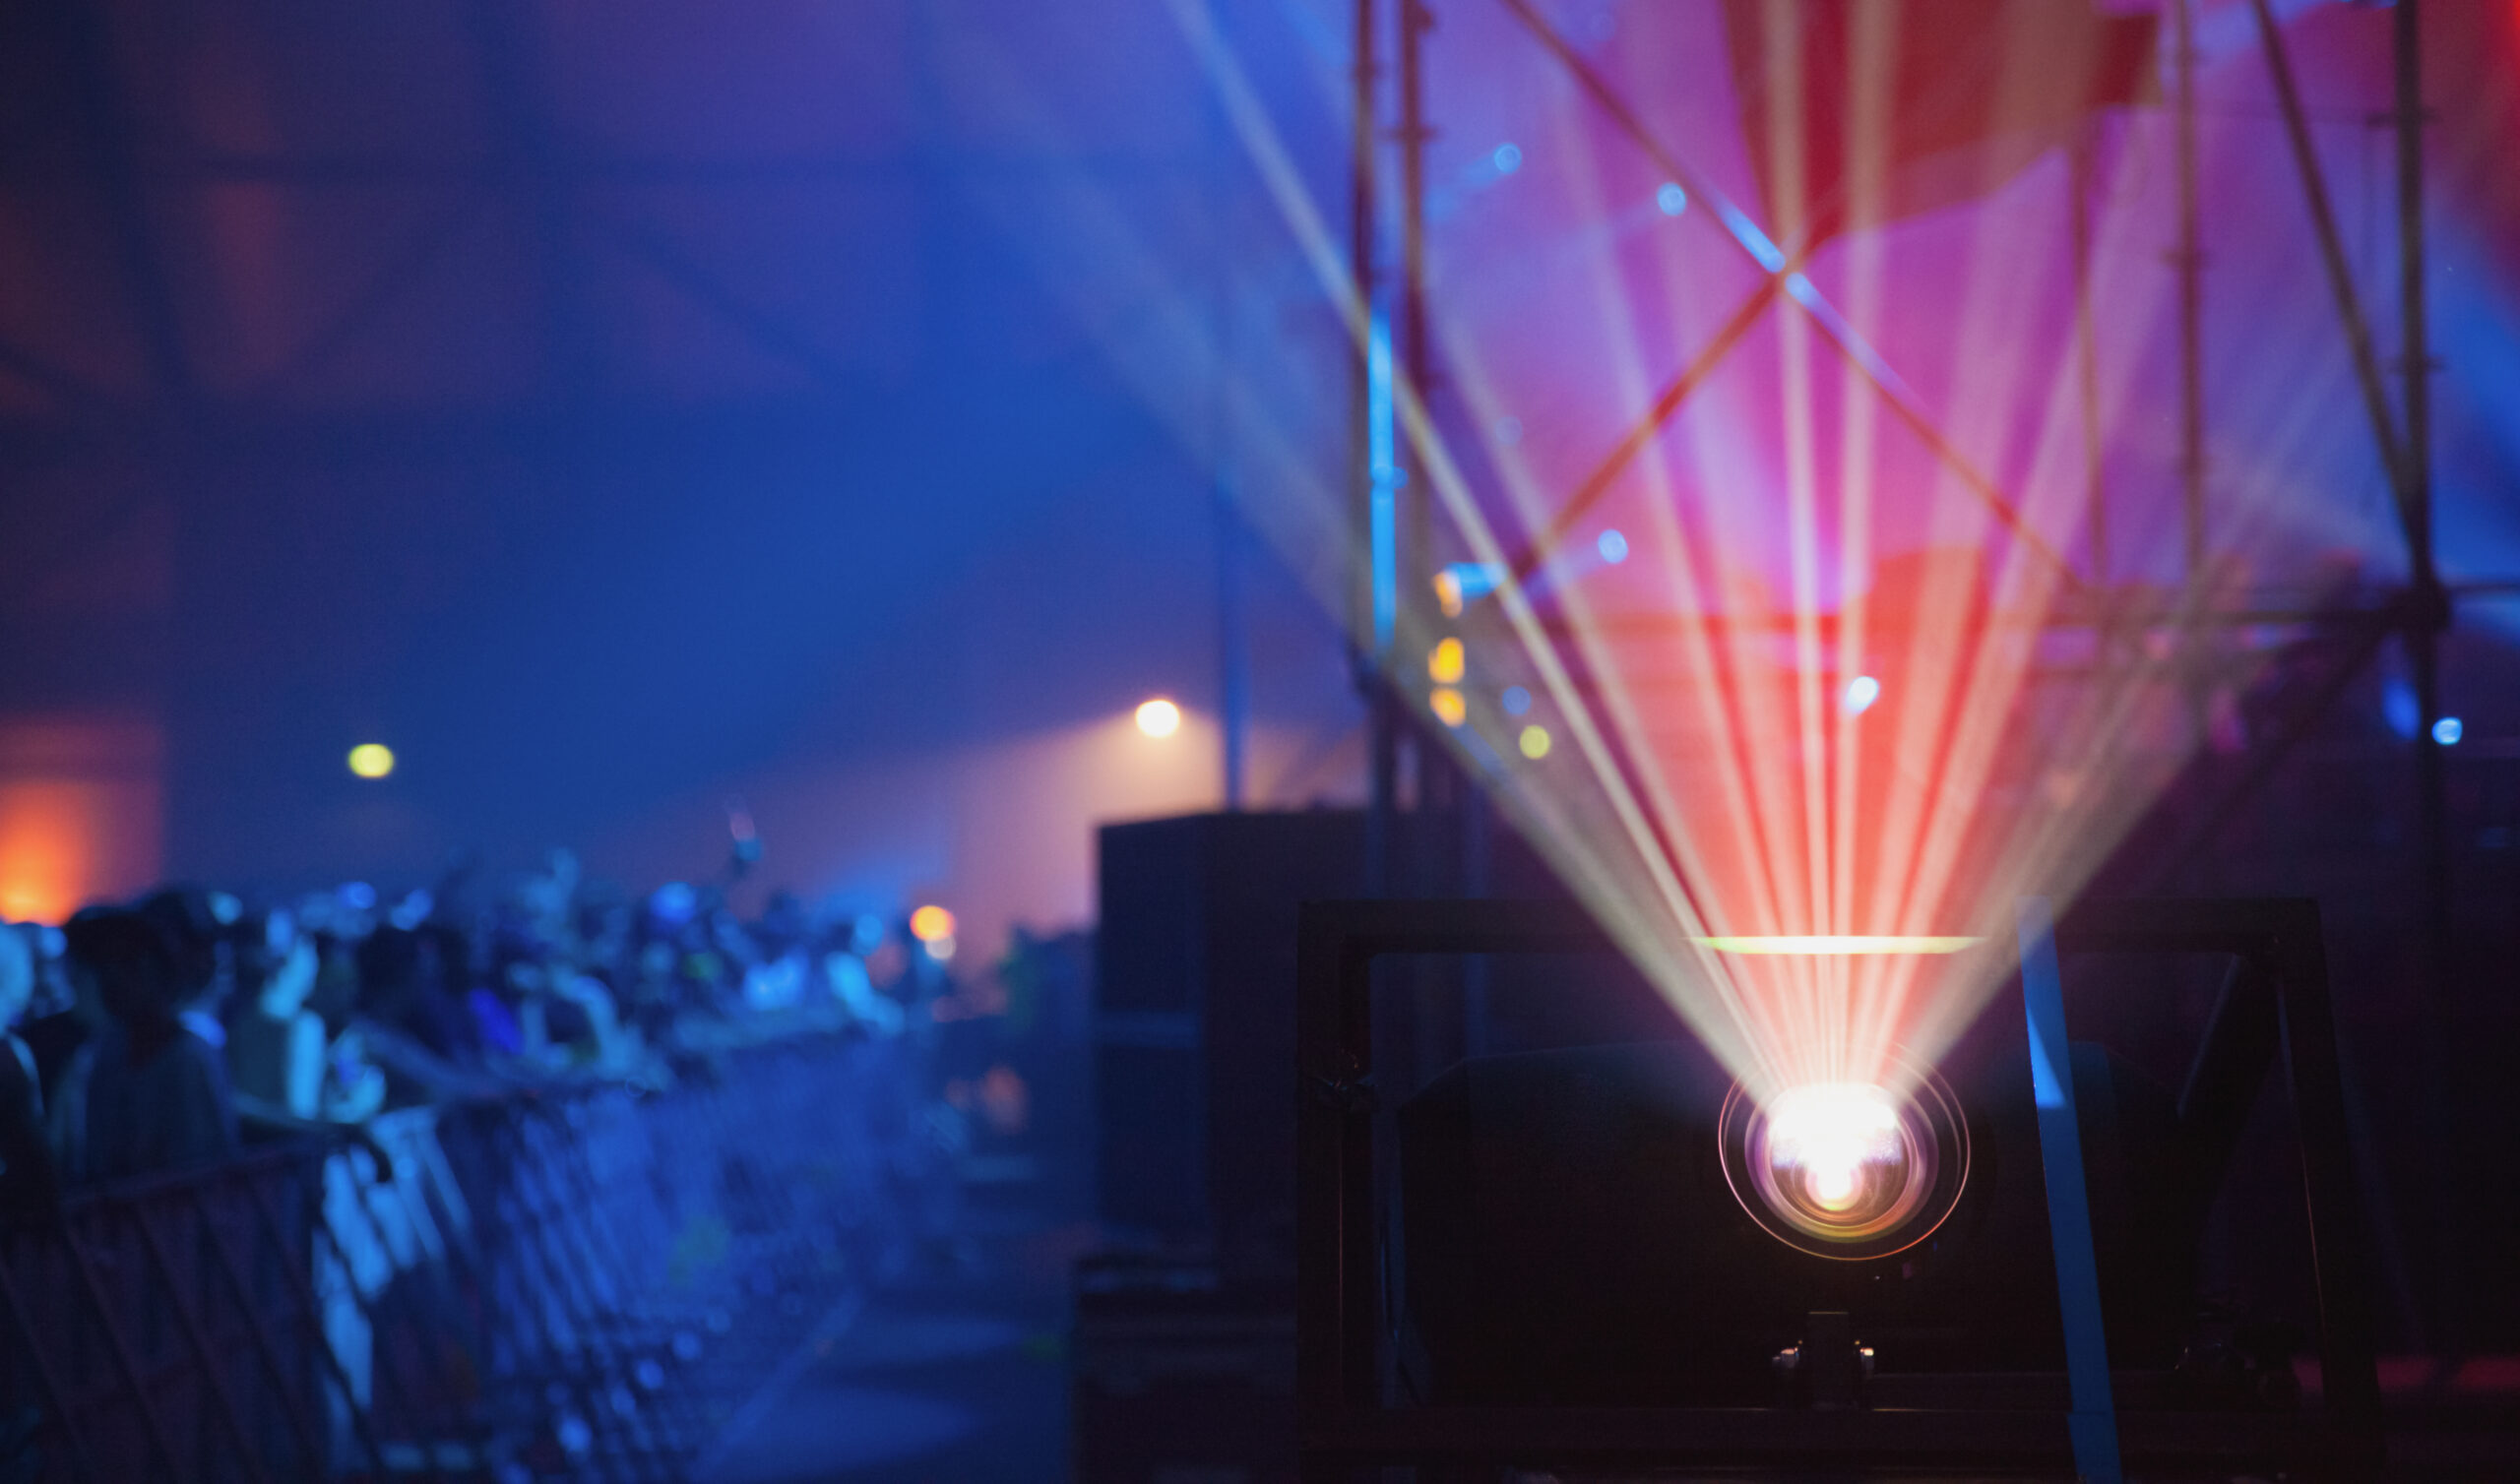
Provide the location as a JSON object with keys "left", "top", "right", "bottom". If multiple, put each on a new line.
{"left": 1718, "top": 1054, "right": 1969, "bottom": 1261}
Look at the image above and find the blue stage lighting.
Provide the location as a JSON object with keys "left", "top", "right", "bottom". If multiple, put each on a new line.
{"left": 2432, "top": 715, "right": 2463, "bottom": 746}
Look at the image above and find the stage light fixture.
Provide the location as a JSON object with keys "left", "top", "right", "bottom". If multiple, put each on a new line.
{"left": 346, "top": 743, "right": 396, "bottom": 779}
{"left": 1135, "top": 698, "right": 1182, "bottom": 737}
{"left": 1842, "top": 674, "right": 1881, "bottom": 715}
{"left": 2432, "top": 715, "right": 2463, "bottom": 745}
{"left": 1429, "top": 687, "right": 1467, "bottom": 728}
{"left": 1719, "top": 1057, "right": 1970, "bottom": 1262}
{"left": 910, "top": 904, "right": 956, "bottom": 943}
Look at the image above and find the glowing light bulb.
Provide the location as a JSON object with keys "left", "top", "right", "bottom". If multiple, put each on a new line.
{"left": 1806, "top": 1161, "right": 1859, "bottom": 1209}
{"left": 1428, "top": 637, "right": 1465, "bottom": 685}
{"left": 1429, "top": 687, "right": 1466, "bottom": 728}
{"left": 1765, "top": 1082, "right": 1902, "bottom": 1221}
{"left": 1135, "top": 699, "right": 1181, "bottom": 737}
{"left": 346, "top": 743, "right": 396, "bottom": 779}
{"left": 910, "top": 904, "right": 956, "bottom": 943}
{"left": 1433, "top": 569, "right": 1465, "bottom": 619}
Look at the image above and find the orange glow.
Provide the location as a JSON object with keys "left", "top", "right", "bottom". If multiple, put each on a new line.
{"left": 0, "top": 718, "right": 162, "bottom": 924}
{"left": 909, "top": 903, "right": 956, "bottom": 943}
{"left": 1429, "top": 687, "right": 1467, "bottom": 728}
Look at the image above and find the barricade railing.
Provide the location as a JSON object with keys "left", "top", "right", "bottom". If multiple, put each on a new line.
{"left": 0, "top": 1027, "right": 934, "bottom": 1482}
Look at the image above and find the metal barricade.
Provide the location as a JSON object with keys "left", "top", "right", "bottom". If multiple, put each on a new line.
{"left": 0, "top": 1027, "right": 931, "bottom": 1482}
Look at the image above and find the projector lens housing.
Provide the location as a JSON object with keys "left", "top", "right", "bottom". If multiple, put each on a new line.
{"left": 1719, "top": 1056, "right": 1969, "bottom": 1261}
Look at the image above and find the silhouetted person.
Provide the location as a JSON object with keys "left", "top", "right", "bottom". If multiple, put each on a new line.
{"left": 59, "top": 910, "right": 237, "bottom": 1182}
{"left": 0, "top": 927, "right": 58, "bottom": 1224}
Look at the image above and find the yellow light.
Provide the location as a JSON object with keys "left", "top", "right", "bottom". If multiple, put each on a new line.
{"left": 1427, "top": 637, "right": 1465, "bottom": 685}
{"left": 1135, "top": 698, "right": 1182, "bottom": 738}
{"left": 1432, "top": 570, "right": 1465, "bottom": 619}
{"left": 1692, "top": 935, "right": 1984, "bottom": 956}
{"left": 910, "top": 904, "right": 956, "bottom": 943}
{"left": 1428, "top": 687, "right": 1466, "bottom": 728}
{"left": 1518, "top": 724, "right": 1551, "bottom": 760}
{"left": 346, "top": 743, "right": 396, "bottom": 779}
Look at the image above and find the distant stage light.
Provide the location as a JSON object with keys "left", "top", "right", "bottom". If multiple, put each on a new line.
{"left": 346, "top": 743, "right": 396, "bottom": 779}
{"left": 1657, "top": 181, "right": 1688, "bottom": 216}
{"left": 924, "top": 934, "right": 957, "bottom": 963}
{"left": 1842, "top": 674, "right": 1881, "bottom": 715}
{"left": 1597, "top": 528, "right": 1629, "bottom": 564}
{"left": 910, "top": 904, "right": 956, "bottom": 943}
{"left": 1429, "top": 687, "right": 1467, "bottom": 728}
{"left": 1501, "top": 685, "right": 1532, "bottom": 717}
{"left": 1720, "top": 1060, "right": 1970, "bottom": 1259}
{"left": 1692, "top": 934, "right": 1982, "bottom": 956}
{"left": 1433, "top": 563, "right": 1502, "bottom": 620}
{"left": 2383, "top": 679, "right": 2421, "bottom": 739}
{"left": 1135, "top": 698, "right": 1182, "bottom": 738}
{"left": 1492, "top": 142, "right": 1522, "bottom": 174}
{"left": 1428, "top": 637, "right": 1465, "bottom": 685}
{"left": 2433, "top": 715, "right": 2464, "bottom": 745}
{"left": 1518, "top": 724, "right": 1552, "bottom": 760}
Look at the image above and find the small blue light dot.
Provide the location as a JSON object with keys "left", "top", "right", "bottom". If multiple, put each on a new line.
{"left": 1843, "top": 675, "right": 1882, "bottom": 716}
{"left": 1501, "top": 686, "right": 1532, "bottom": 717}
{"left": 2433, "top": 715, "right": 2464, "bottom": 746}
{"left": 1657, "top": 182, "right": 1688, "bottom": 216}
{"left": 1597, "top": 529, "right": 1629, "bottom": 564}
{"left": 2383, "top": 679, "right": 2421, "bottom": 739}
{"left": 1493, "top": 143, "right": 1523, "bottom": 175}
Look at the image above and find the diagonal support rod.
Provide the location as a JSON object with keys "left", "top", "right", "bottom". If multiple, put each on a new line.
{"left": 2245, "top": 0, "right": 2409, "bottom": 530}
{"left": 1506, "top": 273, "right": 1785, "bottom": 584}
{"left": 1492, "top": 0, "right": 2081, "bottom": 594}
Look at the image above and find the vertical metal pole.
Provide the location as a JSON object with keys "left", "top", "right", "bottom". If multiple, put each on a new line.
{"left": 2394, "top": 0, "right": 2458, "bottom": 1354}
{"left": 1218, "top": 493, "right": 1249, "bottom": 812}
{"left": 2174, "top": 0, "right": 2209, "bottom": 750}
{"left": 1352, "top": 0, "right": 1395, "bottom": 897}
{"left": 2017, "top": 898, "right": 2124, "bottom": 1484}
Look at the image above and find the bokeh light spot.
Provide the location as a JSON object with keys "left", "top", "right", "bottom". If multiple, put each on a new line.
{"left": 910, "top": 904, "right": 956, "bottom": 943}
{"left": 1135, "top": 698, "right": 1182, "bottom": 737}
{"left": 1429, "top": 687, "right": 1466, "bottom": 728}
{"left": 1518, "top": 724, "right": 1552, "bottom": 760}
{"left": 346, "top": 743, "right": 396, "bottom": 779}
{"left": 1428, "top": 637, "right": 1465, "bottom": 685}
